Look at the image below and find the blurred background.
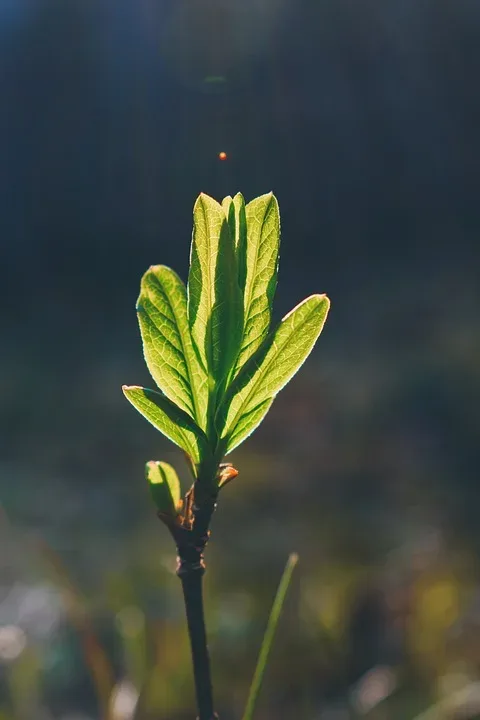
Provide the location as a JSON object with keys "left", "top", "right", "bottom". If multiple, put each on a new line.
{"left": 1, "top": 1, "right": 479, "bottom": 718}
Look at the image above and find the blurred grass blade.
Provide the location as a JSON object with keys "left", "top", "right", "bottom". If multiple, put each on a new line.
{"left": 242, "top": 553, "right": 299, "bottom": 720}
{"left": 235, "top": 193, "right": 280, "bottom": 372}
{"left": 218, "top": 294, "right": 330, "bottom": 453}
{"left": 136, "top": 264, "right": 208, "bottom": 429}
{"left": 122, "top": 385, "right": 209, "bottom": 466}
{"left": 187, "top": 193, "right": 243, "bottom": 389}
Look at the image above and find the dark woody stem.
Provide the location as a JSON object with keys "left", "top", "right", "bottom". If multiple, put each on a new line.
{"left": 161, "top": 486, "right": 219, "bottom": 720}
{"left": 180, "top": 568, "right": 217, "bottom": 720}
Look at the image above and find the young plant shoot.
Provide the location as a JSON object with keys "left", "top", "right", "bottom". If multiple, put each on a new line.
{"left": 123, "top": 192, "right": 330, "bottom": 720}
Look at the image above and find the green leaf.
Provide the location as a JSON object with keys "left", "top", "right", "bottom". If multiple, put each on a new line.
{"left": 233, "top": 193, "right": 248, "bottom": 294}
{"left": 226, "top": 397, "right": 274, "bottom": 452}
{"left": 188, "top": 193, "right": 243, "bottom": 387}
{"left": 146, "top": 461, "right": 181, "bottom": 516}
{"left": 222, "top": 195, "right": 233, "bottom": 222}
{"left": 222, "top": 193, "right": 248, "bottom": 296}
{"left": 234, "top": 192, "right": 280, "bottom": 373}
{"left": 217, "top": 294, "right": 330, "bottom": 453}
{"left": 136, "top": 265, "right": 208, "bottom": 429}
{"left": 122, "top": 385, "right": 209, "bottom": 466}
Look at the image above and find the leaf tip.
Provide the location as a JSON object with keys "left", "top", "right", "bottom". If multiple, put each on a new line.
{"left": 318, "top": 293, "right": 331, "bottom": 314}
{"left": 263, "top": 190, "right": 276, "bottom": 204}
{"left": 122, "top": 384, "right": 142, "bottom": 395}
{"left": 300, "top": 293, "right": 331, "bottom": 313}
{"left": 195, "top": 191, "right": 220, "bottom": 210}
{"left": 146, "top": 460, "right": 181, "bottom": 516}
{"left": 146, "top": 460, "right": 160, "bottom": 483}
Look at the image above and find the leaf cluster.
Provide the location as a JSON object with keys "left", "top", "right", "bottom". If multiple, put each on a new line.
{"left": 123, "top": 192, "right": 329, "bottom": 515}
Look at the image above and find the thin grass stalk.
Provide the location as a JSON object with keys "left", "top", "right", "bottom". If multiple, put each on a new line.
{"left": 242, "top": 553, "right": 299, "bottom": 720}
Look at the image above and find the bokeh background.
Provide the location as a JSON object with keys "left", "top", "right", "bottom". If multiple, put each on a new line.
{"left": 1, "top": 1, "right": 479, "bottom": 718}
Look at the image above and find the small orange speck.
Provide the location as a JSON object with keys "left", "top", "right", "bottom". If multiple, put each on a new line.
{"left": 218, "top": 151, "right": 227, "bottom": 160}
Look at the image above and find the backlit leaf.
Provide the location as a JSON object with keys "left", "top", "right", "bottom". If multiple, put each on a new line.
{"left": 222, "top": 195, "right": 233, "bottom": 224}
{"left": 136, "top": 265, "right": 208, "bottom": 429}
{"left": 234, "top": 193, "right": 280, "bottom": 373}
{"left": 122, "top": 385, "right": 208, "bottom": 465}
{"left": 146, "top": 460, "right": 181, "bottom": 516}
{"left": 188, "top": 193, "right": 243, "bottom": 388}
{"left": 217, "top": 294, "right": 330, "bottom": 453}
{"left": 222, "top": 193, "right": 248, "bottom": 295}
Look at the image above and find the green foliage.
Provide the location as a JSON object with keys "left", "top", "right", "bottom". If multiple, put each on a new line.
{"left": 217, "top": 294, "right": 330, "bottom": 453}
{"left": 123, "top": 191, "right": 330, "bottom": 486}
{"left": 122, "top": 386, "right": 209, "bottom": 466}
{"left": 237, "top": 193, "right": 280, "bottom": 371}
{"left": 136, "top": 265, "right": 208, "bottom": 429}
{"left": 188, "top": 193, "right": 243, "bottom": 394}
{"left": 146, "top": 461, "right": 181, "bottom": 516}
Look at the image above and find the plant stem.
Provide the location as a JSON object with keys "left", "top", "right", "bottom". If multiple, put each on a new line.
{"left": 180, "top": 569, "right": 217, "bottom": 720}
{"left": 163, "top": 485, "right": 219, "bottom": 720}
